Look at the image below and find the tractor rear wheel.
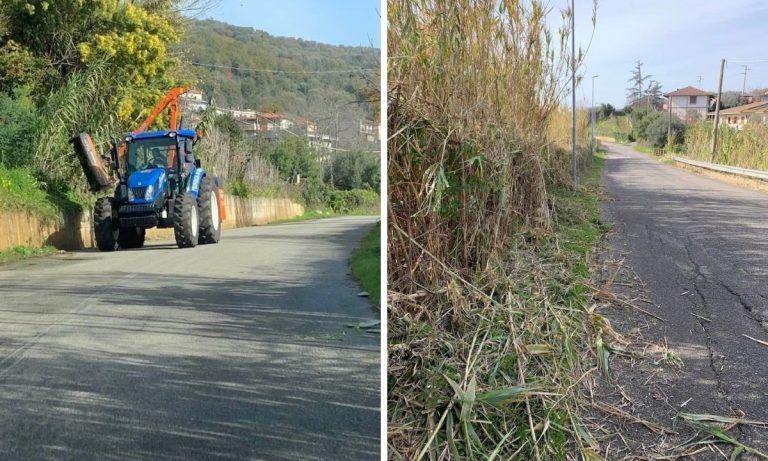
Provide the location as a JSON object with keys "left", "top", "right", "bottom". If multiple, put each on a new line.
{"left": 173, "top": 192, "right": 199, "bottom": 248}
{"left": 198, "top": 176, "right": 221, "bottom": 244}
{"left": 118, "top": 227, "right": 145, "bottom": 249}
{"left": 94, "top": 197, "right": 118, "bottom": 252}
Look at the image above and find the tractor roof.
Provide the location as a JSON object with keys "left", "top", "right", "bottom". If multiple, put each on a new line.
{"left": 128, "top": 129, "right": 196, "bottom": 140}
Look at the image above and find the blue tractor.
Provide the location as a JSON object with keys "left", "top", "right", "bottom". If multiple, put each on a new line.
{"left": 72, "top": 88, "right": 225, "bottom": 251}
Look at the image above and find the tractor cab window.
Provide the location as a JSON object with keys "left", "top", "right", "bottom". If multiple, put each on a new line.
{"left": 126, "top": 138, "right": 177, "bottom": 174}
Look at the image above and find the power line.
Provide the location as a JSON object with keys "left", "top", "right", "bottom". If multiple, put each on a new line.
{"left": 185, "top": 61, "right": 376, "bottom": 74}
{"left": 725, "top": 58, "right": 768, "bottom": 64}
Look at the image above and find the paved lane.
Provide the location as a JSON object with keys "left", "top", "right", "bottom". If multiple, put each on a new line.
{"left": 0, "top": 216, "right": 380, "bottom": 460}
{"left": 602, "top": 143, "right": 768, "bottom": 448}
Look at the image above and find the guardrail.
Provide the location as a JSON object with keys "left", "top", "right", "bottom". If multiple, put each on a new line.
{"left": 672, "top": 157, "right": 768, "bottom": 182}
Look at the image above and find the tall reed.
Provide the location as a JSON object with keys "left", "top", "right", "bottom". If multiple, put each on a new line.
{"left": 388, "top": 0, "right": 599, "bottom": 459}
{"left": 684, "top": 120, "right": 768, "bottom": 170}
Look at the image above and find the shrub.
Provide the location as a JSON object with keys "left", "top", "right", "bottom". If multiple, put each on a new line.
{"left": 645, "top": 114, "right": 685, "bottom": 148}
{"left": 0, "top": 86, "right": 40, "bottom": 168}
{"left": 326, "top": 189, "right": 379, "bottom": 214}
{"left": 301, "top": 175, "right": 328, "bottom": 208}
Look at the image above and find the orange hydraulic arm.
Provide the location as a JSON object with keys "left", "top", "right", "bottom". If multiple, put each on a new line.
{"left": 118, "top": 86, "right": 190, "bottom": 158}
{"left": 133, "top": 86, "right": 190, "bottom": 134}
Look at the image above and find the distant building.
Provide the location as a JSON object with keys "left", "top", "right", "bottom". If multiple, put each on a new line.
{"left": 180, "top": 89, "right": 208, "bottom": 112}
{"left": 717, "top": 101, "right": 768, "bottom": 130}
{"left": 359, "top": 120, "right": 379, "bottom": 143}
{"left": 663, "top": 86, "right": 714, "bottom": 122}
{"left": 184, "top": 90, "right": 204, "bottom": 101}
{"left": 237, "top": 112, "right": 336, "bottom": 153}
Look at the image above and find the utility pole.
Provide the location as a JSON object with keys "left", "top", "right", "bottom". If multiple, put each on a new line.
{"left": 697, "top": 75, "right": 702, "bottom": 87}
{"left": 667, "top": 93, "right": 672, "bottom": 147}
{"left": 740, "top": 65, "right": 751, "bottom": 102}
{"left": 591, "top": 75, "right": 598, "bottom": 156}
{"left": 711, "top": 58, "right": 726, "bottom": 160}
{"left": 570, "top": 0, "right": 577, "bottom": 189}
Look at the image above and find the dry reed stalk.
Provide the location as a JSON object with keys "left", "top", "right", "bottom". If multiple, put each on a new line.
{"left": 387, "top": 0, "right": 605, "bottom": 458}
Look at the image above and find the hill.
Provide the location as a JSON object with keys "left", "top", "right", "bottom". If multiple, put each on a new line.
{"left": 177, "top": 19, "right": 379, "bottom": 146}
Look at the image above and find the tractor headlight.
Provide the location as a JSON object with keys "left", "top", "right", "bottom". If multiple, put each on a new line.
{"left": 144, "top": 184, "right": 154, "bottom": 200}
{"left": 128, "top": 187, "right": 135, "bottom": 201}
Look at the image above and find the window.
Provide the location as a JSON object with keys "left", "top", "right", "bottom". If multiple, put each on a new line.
{"left": 689, "top": 95, "right": 697, "bottom": 104}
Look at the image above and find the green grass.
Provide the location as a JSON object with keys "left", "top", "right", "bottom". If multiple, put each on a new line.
{"left": 0, "top": 167, "right": 60, "bottom": 221}
{"left": 269, "top": 209, "right": 339, "bottom": 224}
{"left": 0, "top": 245, "right": 57, "bottom": 265}
{"left": 350, "top": 222, "right": 380, "bottom": 307}
{"left": 634, "top": 144, "right": 654, "bottom": 154}
{"left": 596, "top": 115, "right": 631, "bottom": 143}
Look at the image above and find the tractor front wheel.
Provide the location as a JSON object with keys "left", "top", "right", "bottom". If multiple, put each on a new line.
{"left": 198, "top": 176, "right": 221, "bottom": 244}
{"left": 173, "top": 192, "right": 199, "bottom": 248}
{"left": 94, "top": 197, "right": 118, "bottom": 252}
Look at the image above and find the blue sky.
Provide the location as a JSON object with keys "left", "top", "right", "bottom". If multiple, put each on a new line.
{"left": 565, "top": 0, "right": 768, "bottom": 107}
{"left": 198, "top": 0, "right": 381, "bottom": 48}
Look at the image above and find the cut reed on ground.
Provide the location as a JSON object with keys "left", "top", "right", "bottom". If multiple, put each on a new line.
{"left": 387, "top": 0, "right": 607, "bottom": 459}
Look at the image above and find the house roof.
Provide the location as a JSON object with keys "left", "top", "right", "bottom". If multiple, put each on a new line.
{"left": 664, "top": 86, "right": 713, "bottom": 97}
{"left": 720, "top": 100, "right": 768, "bottom": 115}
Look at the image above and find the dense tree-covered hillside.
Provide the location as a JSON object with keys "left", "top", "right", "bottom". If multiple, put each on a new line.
{"left": 178, "top": 19, "right": 379, "bottom": 144}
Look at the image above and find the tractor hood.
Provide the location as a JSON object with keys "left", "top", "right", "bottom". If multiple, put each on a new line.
{"left": 127, "top": 168, "right": 166, "bottom": 203}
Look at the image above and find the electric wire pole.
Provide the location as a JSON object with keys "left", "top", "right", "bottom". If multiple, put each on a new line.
{"left": 741, "top": 65, "right": 751, "bottom": 102}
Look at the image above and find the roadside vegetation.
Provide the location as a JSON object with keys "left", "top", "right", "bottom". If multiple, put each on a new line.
{"left": 350, "top": 222, "right": 380, "bottom": 307}
{"left": 0, "top": 2, "right": 380, "bottom": 246}
{"left": 386, "top": 1, "right": 621, "bottom": 458}
{"left": 0, "top": 245, "right": 57, "bottom": 265}
{"left": 684, "top": 121, "right": 768, "bottom": 170}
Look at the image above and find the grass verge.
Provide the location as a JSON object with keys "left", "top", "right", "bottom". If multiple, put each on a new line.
{"left": 0, "top": 245, "right": 57, "bottom": 265}
{"left": 388, "top": 152, "right": 613, "bottom": 459}
{"left": 350, "top": 222, "right": 380, "bottom": 307}
{"left": 0, "top": 167, "right": 60, "bottom": 221}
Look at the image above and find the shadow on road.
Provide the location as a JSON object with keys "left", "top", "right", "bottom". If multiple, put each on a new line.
{"left": 0, "top": 220, "right": 380, "bottom": 460}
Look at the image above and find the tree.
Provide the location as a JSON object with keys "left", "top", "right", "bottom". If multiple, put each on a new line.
{"left": 0, "top": 1, "right": 181, "bottom": 123}
{"left": 267, "top": 136, "right": 321, "bottom": 183}
{"left": 626, "top": 60, "right": 651, "bottom": 107}
{"left": 646, "top": 80, "right": 663, "bottom": 108}
{"left": 646, "top": 114, "right": 684, "bottom": 148}
{"left": 720, "top": 91, "right": 743, "bottom": 109}
{"left": 598, "top": 103, "right": 615, "bottom": 120}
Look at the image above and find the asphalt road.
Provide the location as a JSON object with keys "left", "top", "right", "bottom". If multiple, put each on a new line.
{"left": 602, "top": 143, "right": 768, "bottom": 445}
{"left": 0, "top": 216, "right": 380, "bottom": 460}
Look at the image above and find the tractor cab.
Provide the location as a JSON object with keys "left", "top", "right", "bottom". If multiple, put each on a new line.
{"left": 122, "top": 129, "right": 198, "bottom": 205}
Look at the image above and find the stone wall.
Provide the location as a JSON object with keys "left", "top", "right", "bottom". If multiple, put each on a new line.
{"left": 0, "top": 195, "right": 304, "bottom": 251}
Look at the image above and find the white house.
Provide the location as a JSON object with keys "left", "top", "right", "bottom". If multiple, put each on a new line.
{"left": 663, "top": 86, "right": 713, "bottom": 122}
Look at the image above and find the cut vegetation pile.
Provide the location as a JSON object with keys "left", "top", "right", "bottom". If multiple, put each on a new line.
{"left": 387, "top": 0, "right": 609, "bottom": 459}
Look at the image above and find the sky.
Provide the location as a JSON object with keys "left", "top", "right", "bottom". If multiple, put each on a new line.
{"left": 563, "top": 0, "right": 768, "bottom": 107}
{"left": 197, "top": 0, "right": 381, "bottom": 48}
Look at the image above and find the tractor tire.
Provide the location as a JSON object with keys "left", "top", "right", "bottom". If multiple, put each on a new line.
{"left": 173, "top": 192, "right": 199, "bottom": 248}
{"left": 94, "top": 197, "right": 118, "bottom": 252}
{"left": 197, "top": 176, "right": 221, "bottom": 244}
{"left": 118, "top": 227, "right": 145, "bottom": 249}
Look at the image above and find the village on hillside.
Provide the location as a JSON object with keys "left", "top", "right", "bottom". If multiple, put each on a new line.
{"left": 181, "top": 89, "right": 381, "bottom": 154}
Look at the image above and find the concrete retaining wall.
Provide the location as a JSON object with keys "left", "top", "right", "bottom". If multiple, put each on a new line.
{"left": 0, "top": 195, "right": 304, "bottom": 251}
